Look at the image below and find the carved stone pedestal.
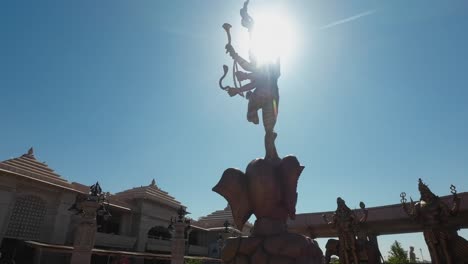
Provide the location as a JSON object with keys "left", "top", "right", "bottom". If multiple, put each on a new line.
{"left": 222, "top": 218, "right": 323, "bottom": 264}
{"left": 171, "top": 221, "right": 186, "bottom": 264}
{"left": 214, "top": 156, "right": 324, "bottom": 264}
{"left": 70, "top": 201, "right": 100, "bottom": 264}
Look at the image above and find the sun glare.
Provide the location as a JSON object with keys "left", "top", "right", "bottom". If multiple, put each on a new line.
{"left": 250, "top": 13, "right": 296, "bottom": 65}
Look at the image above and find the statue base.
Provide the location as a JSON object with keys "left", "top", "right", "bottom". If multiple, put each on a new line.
{"left": 213, "top": 156, "right": 324, "bottom": 264}
{"left": 221, "top": 217, "right": 323, "bottom": 264}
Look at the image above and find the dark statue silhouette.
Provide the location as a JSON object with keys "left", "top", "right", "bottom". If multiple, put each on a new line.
{"left": 401, "top": 179, "right": 468, "bottom": 264}
{"left": 219, "top": 0, "right": 280, "bottom": 162}
{"left": 322, "top": 198, "right": 382, "bottom": 264}
{"left": 213, "top": 1, "right": 323, "bottom": 263}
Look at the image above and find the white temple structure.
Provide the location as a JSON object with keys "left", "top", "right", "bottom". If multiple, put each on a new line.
{"left": 0, "top": 148, "right": 250, "bottom": 263}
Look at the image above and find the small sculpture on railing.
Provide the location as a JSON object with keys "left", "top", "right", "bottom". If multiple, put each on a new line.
{"left": 176, "top": 206, "right": 189, "bottom": 222}
{"left": 68, "top": 182, "right": 111, "bottom": 220}
{"left": 89, "top": 182, "right": 102, "bottom": 197}
{"left": 401, "top": 178, "right": 467, "bottom": 264}
{"left": 223, "top": 220, "right": 231, "bottom": 234}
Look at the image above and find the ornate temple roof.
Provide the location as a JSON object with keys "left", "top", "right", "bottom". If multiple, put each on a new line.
{"left": 114, "top": 179, "right": 184, "bottom": 209}
{"left": 0, "top": 148, "right": 71, "bottom": 188}
{"left": 196, "top": 205, "right": 253, "bottom": 229}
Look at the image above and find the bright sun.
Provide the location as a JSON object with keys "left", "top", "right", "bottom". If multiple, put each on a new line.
{"left": 249, "top": 13, "right": 296, "bottom": 65}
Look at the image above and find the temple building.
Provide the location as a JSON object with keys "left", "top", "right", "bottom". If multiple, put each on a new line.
{"left": 0, "top": 148, "right": 250, "bottom": 263}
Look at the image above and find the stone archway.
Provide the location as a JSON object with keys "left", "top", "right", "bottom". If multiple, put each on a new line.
{"left": 147, "top": 226, "right": 172, "bottom": 240}
{"left": 5, "top": 195, "right": 47, "bottom": 240}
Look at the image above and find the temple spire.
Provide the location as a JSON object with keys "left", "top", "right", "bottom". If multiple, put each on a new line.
{"left": 23, "top": 147, "right": 35, "bottom": 158}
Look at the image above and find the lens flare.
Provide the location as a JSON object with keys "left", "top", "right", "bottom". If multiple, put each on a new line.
{"left": 250, "top": 13, "right": 296, "bottom": 65}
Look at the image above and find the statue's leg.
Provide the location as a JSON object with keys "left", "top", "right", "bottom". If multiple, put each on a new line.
{"left": 352, "top": 247, "right": 360, "bottom": 264}
{"left": 440, "top": 232, "right": 453, "bottom": 264}
{"left": 344, "top": 249, "right": 351, "bottom": 264}
{"left": 425, "top": 231, "right": 441, "bottom": 264}
{"left": 262, "top": 99, "right": 279, "bottom": 161}
{"left": 342, "top": 239, "right": 351, "bottom": 264}
{"left": 429, "top": 243, "right": 441, "bottom": 264}
{"left": 247, "top": 96, "right": 260, "bottom": 124}
{"left": 349, "top": 239, "right": 359, "bottom": 264}
{"left": 324, "top": 250, "right": 332, "bottom": 264}
{"left": 338, "top": 237, "right": 349, "bottom": 264}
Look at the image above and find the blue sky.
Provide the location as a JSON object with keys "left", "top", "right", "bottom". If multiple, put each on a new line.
{"left": 1, "top": 0, "right": 467, "bottom": 259}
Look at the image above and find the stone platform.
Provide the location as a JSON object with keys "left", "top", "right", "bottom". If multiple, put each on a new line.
{"left": 213, "top": 156, "right": 324, "bottom": 264}
{"left": 221, "top": 218, "right": 323, "bottom": 264}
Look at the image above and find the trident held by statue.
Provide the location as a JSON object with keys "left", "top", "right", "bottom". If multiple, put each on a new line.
{"left": 219, "top": 23, "right": 244, "bottom": 97}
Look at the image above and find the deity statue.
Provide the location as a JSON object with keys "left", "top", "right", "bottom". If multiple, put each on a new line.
{"left": 214, "top": 2, "right": 323, "bottom": 263}
{"left": 323, "top": 198, "right": 369, "bottom": 264}
{"left": 89, "top": 182, "right": 102, "bottom": 198}
{"left": 219, "top": 0, "right": 280, "bottom": 162}
{"left": 401, "top": 179, "right": 468, "bottom": 264}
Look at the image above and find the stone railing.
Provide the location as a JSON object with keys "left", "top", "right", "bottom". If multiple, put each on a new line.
{"left": 188, "top": 245, "right": 208, "bottom": 256}
{"left": 95, "top": 232, "right": 137, "bottom": 249}
{"left": 146, "top": 238, "right": 208, "bottom": 256}
{"left": 146, "top": 237, "right": 171, "bottom": 252}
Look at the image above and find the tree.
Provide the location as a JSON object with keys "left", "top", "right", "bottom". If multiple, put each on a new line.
{"left": 387, "top": 240, "right": 409, "bottom": 264}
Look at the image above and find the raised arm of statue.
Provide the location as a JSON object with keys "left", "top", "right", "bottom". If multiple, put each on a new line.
{"left": 358, "top": 202, "right": 368, "bottom": 223}
{"left": 450, "top": 185, "right": 461, "bottom": 216}
{"left": 228, "top": 81, "right": 257, "bottom": 97}
{"left": 322, "top": 213, "right": 332, "bottom": 224}
{"left": 226, "top": 44, "right": 256, "bottom": 72}
{"left": 401, "top": 192, "right": 417, "bottom": 219}
{"left": 323, "top": 213, "right": 337, "bottom": 227}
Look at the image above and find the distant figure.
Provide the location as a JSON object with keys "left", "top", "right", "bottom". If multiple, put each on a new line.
{"left": 409, "top": 246, "right": 416, "bottom": 262}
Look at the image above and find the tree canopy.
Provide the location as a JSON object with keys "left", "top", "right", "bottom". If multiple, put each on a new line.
{"left": 387, "top": 240, "right": 409, "bottom": 264}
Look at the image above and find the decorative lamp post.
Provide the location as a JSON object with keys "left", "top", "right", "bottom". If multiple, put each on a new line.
{"left": 167, "top": 217, "right": 175, "bottom": 234}
{"left": 69, "top": 182, "right": 111, "bottom": 264}
{"left": 170, "top": 206, "right": 191, "bottom": 264}
{"left": 213, "top": 220, "right": 232, "bottom": 259}
{"left": 216, "top": 235, "right": 225, "bottom": 259}
{"left": 223, "top": 220, "right": 230, "bottom": 234}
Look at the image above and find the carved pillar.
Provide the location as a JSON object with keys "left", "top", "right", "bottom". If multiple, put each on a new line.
{"left": 185, "top": 228, "right": 192, "bottom": 255}
{"left": 0, "top": 183, "right": 16, "bottom": 247}
{"left": 171, "top": 221, "right": 186, "bottom": 264}
{"left": 368, "top": 234, "right": 379, "bottom": 249}
{"left": 367, "top": 234, "right": 383, "bottom": 264}
{"left": 33, "top": 247, "right": 43, "bottom": 264}
{"left": 70, "top": 201, "right": 100, "bottom": 264}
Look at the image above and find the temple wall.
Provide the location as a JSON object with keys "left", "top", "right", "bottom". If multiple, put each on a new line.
{"left": 0, "top": 168, "right": 237, "bottom": 262}
{"left": 0, "top": 173, "right": 77, "bottom": 245}
{"left": 132, "top": 201, "right": 179, "bottom": 252}
{"left": 51, "top": 192, "right": 76, "bottom": 244}
{"left": 0, "top": 174, "right": 16, "bottom": 246}
{"left": 119, "top": 212, "right": 133, "bottom": 236}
